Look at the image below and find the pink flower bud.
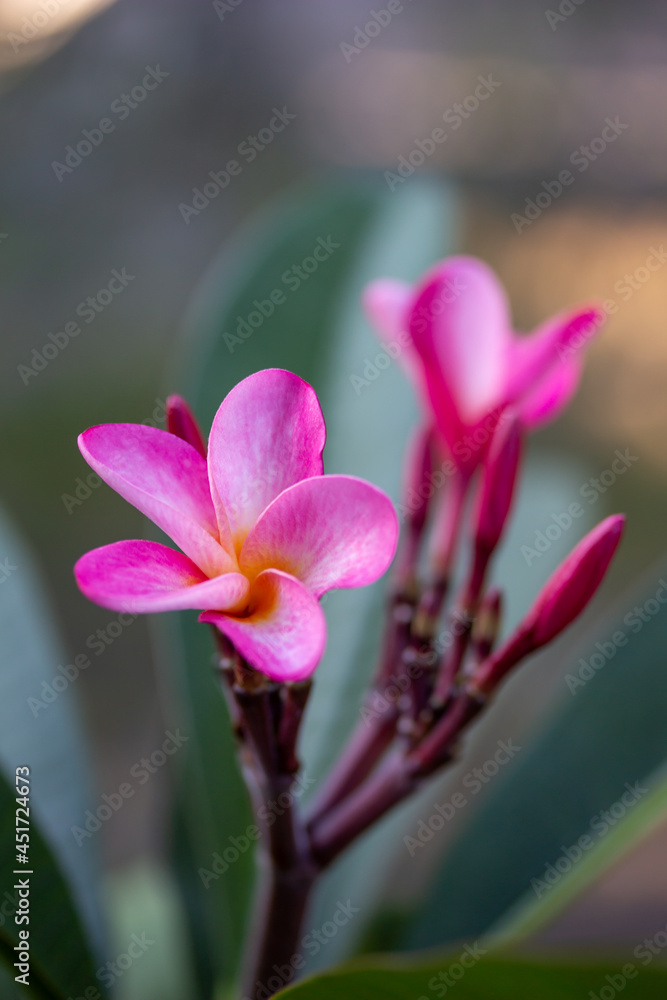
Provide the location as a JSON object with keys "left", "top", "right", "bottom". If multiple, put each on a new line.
{"left": 473, "top": 414, "right": 522, "bottom": 555}
{"left": 474, "top": 514, "right": 625, "bottom": 693}
{"left": 166, "top": 394, "right": 207, "bottom": 458}
{"left": 401, "top": 425, "right": 436, "bottom": 533}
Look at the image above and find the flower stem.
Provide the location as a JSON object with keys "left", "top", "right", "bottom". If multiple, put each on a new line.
{"left": 231, "top": 674, "right": 318, "bottom": 1000}
{"left": 309, "top": 750, "right": 416, "bottom": 868}
{"left": 241, "top": 771, "right": 317, "bottom": 1000}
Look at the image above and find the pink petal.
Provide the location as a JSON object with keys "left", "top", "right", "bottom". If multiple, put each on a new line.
{"left": 409, "top": 256, "right": 510, "bottom": 426}
{"left": 239, "top": 475, "right": 399, "bottom": 597}
{"left": 506, "top": 306, "right": 603, "bottom": 405}
{"left": 362, "top": 278, "right": 412, "bottom": 341}
{"left": 166, "top": 395, "right": 207, "bottom": 458}
{"left": 207, "top": 369, "right": 326, "bottom": 550}
{"left": 79, "top": 424, "right": 234, "bottom": 577}
{"left": 201, "top": 569, "right": 326, "bottom": 682}
{"left": 362, "top": 278, "right": 422, "bottom": 384}
{"left": 473, "top": 415, "right": 522, "bottom": 554}
{"left": 75, "top": 540, "right": 249, "bottom": 614}
{"left": 516, "top": 355, "right": 583, "bottom": 427}
{"left": 363, "top": 278, "right": 432, "bottom": 408}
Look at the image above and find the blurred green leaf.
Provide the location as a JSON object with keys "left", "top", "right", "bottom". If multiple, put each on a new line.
{"left": 0, "top": 506, "right": 105, "bottom": 994}
{"left": 489, "top": 763, "right": 667, "bottom": 948}
{"left": 406, "top": 565, "right": 667, "bottom": 949}
{"left": 0, "top": 764, "right": 100, "bottom": 999}
{"left": 104, "top": 861, "right": 196, "bottom": 1000}
{"left": 274, "top": 953, "right": 667, "bottom": 999}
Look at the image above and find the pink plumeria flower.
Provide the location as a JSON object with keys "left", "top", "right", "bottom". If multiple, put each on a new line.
{"left": 74, "top": 369, "right": 398, "bottom": 682}
{"left": 364, "top": 255, "right": 603, "bottom": 474}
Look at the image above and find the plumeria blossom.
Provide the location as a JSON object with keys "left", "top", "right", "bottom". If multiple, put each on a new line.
{"left": 74, "top": 369, "right": 398, "bottom": 682}
{"left": 363, "top": 255, "right": 604, "bottom": 473}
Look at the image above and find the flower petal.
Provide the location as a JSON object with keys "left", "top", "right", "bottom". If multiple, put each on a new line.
{"left": 506, "top": 306, "right": 603, "bottom": 404}
{"left": 75, "top": 540, "right": 249, "bottom": 614}
{"left": 79, "top": 424, "right": 234, "bottom": 577}
{"left": 201, "top": 569, "right": 326, "bottom": 682}
{"left": 239, "top": 475, "right": 398, "bottom": 597}
{"left": 409, "top": 256, "right": 510, "bottom": 425}
{"left": 363, "top": 278, "right": 426, "bottom": 392}
{"left": 516, "top": 355, "right": 583, "bottom": 427}
{"left": 362, "top": 278, "right": 412, "bottom": 342}
{"left": 207, "top": 369, "right": 326, "bottom": 550}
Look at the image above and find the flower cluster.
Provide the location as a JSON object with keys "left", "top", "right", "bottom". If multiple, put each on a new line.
{"left": 73, "top": 255, "right": 625, "bottom": 996}
{"left": 74, "top": 256, "right": 623, "bottom": 705}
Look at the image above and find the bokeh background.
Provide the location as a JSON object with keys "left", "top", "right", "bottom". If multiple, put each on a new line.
{"left": 2, "top": 0, "right": 667, "bottom": 982}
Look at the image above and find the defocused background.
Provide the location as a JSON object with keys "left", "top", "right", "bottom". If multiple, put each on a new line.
{"left": 2, "top": 0, "right": 667, "bottom": 971}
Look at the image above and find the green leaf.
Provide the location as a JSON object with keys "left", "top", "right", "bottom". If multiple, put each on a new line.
{"left": 274, "top": 953, "right": 667, "bottom": 999}
{"left": 489, "top": 763, "right": 667, "bottom": 948}
{"left": 406, "top": 565, "right": 667, "bottom": 949}
{"left": 103, "top": 861, "right": 197, "bottom": 1000}
{"left": 0, "top": 506, "right": 104, "bottom": 995}
{"left": 157, "top": 179, "right": 415, "bottom": 994}
{"left": 0, "top": 764, "right": 100, "bottom": 999}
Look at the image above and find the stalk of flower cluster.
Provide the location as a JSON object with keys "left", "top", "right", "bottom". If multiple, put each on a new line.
{"left": 224, "top": 659, "right": 318, "bottom": 1000}
{"left": 161, "top": 393, "right": 621, "bottom": 995}
{"left": 305, "top": 428, "right": 437, "bottom": 824}
{"left": 74, "top": 367, "right": 625, "bottom": 1000}
{"left": 432, "top": 417, "right": 521, "bottom": 705}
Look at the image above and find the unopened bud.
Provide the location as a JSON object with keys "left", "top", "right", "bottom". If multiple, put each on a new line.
{"left": 166, "top": 394, "right": 207, "bottom": 458}
{"left": 473, "top": 415, "right": 522, "bottom": 555}
{"left": 474, "top": 514, "right": 625, "bottom": 693}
